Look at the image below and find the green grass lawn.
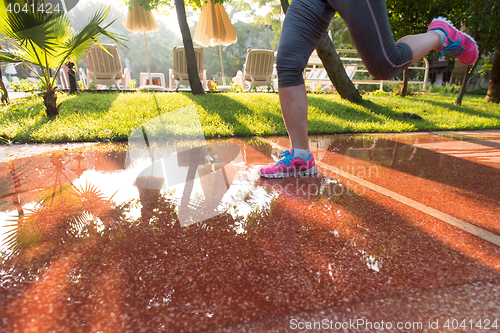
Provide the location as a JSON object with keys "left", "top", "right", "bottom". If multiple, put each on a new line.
{"left": 1, "top": 91, "right": 499, "bottom": 143}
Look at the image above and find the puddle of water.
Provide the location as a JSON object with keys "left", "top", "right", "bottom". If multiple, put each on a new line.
{"left": 1, "top": 132, "right": 498, "bottom": 332}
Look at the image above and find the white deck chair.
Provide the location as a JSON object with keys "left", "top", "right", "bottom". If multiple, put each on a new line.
{"left": 169, "top": 46, "right": 207, "bottom": 91}
{"left": 305, "top": 67, "right": 327, "bottom": 91}
{"left": 79, "top": 68, "right": 87, "bottom": 89}
{"left": 59, "top": 67, "right": 69, "bottom": 89}
{"left": 11, "top": 76, "right": 20, "bottom": 85}
{"left": 85, "top": 44, "right": 130, "bottom": 90}
{"left": 344, "top": 65, "right": 357, "bottom": 80}
{"left": 242, "top": 49, "right": 275, "bottom": 91}
{"left": 306, "top": 65, "right": 358, "bottom": 91}
{"left": 2, "top": 76, "right": 12, "bottom": 92}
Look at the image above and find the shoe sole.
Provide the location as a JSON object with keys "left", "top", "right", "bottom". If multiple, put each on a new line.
{"left": 259, "top": 166, "right": 318, "bottom": 178}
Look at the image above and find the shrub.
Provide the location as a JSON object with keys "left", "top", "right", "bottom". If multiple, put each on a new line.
{"left": 128, "top": 80, "right": 137, "bottom": 89}
{"left": 441, "top": 84, "right": 461, "bottom": 93}
{"left": 8, "top": 79, "right": 41, "bottom": 92}
{"left": 209, "top": 81, "right": 218, "bottom": 93}
{"left": 88, "top": 81, "right": 98, "bottom": 90}
{"left": 230, "top": 83, "right": 243, "bottom": 93}
{"left": 370, "top": 90, "right": 390, "bottom": 96}
{"left": 429, "top": 83, "right": 460, "bottom": 94}
{"left": 467, "top": 87, "right": 487, "bottom": 95}
{"left": 429, "top": 83, "right": 443, "bottom": 93}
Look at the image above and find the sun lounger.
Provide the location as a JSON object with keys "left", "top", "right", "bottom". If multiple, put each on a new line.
{"left": 237, "top": 49, "right": 275, "bottom": 91}
{"left": 86, "top": 44, "right": 130, "bottom": 90}
{"left": 169, "top": 46, "right": 207, "bottom": 91}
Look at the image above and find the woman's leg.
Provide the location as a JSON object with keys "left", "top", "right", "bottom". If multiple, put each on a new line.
{"left": 259, "top": 0, "right": 335, "bottom": 178}
{"left": 332, "top": 0, "right": 477, "bottom": 78}
{"left": 397, "top": 32, "right": 442, "bottom": 64}
{"left": 403, "top": 17, "right": 478, "bottom": 66}
{"left": 260, "top": 0, "right": 476, "bottom": 178}
{"left": 330, "top": 0, "right": 415, "bottom": 79}
{"left": 276, "top": 0, "right": 335, "bottom": 150}
{"left": 279, "top": 84, "right": 309, "bottom": 150}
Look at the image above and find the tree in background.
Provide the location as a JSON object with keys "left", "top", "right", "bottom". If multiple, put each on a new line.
{"left": 455, "top": 0, "right": 500, "bottom": 104}
{"left": 328, "top": 16, "right": 353, "bottom": 50}
{"left": 251, "top": 0, "right": 282, "bottom": 50}
{"left": 0, "top": 0, "right": 124, "bottom": 117}
{"left": 486, "top": 50, "right": 500, "bottom": 103}
{"left": 386, "top": 0, "right": 466, "bottom": 97}
{"left": 124, "top": 20, "right": 176, "bottom": 83}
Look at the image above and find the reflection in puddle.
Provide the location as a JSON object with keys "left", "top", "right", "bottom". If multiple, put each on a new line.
{"left": 315, "top": 135, "right": 421, "bottom": 168}
{"left": 126, "top": 106, "right": 251, "bottom": 227}
{"left": 1, "top": 136, "right": 338, "bottom": 254}
{"left": 1, "top": 134, "right": 498, "bottom": 332}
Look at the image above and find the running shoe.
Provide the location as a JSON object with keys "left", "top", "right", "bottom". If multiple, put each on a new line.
{"left": 258, "top": 149, "right": 318, "bottom": 178}
{"left": 428, "top": 17, "right": 478, "bottom": 65}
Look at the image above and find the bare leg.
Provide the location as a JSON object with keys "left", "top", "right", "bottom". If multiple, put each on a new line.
{"left": 279, "top": 32, "right": 441, "bottom": 152}
{"left": 397, "top": 31, "right": 442, "bottom": 64}
{"left": 279, "top": 84, "right": 309, "bottom": 150}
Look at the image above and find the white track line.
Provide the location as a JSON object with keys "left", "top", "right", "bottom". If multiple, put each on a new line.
{"left": 255, "top": 136, "right": 500, "bottom": 247}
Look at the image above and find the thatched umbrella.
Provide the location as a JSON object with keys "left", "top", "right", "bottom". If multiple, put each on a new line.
{"left": 123, "top": 3, "right": 164, "bottom": 90}
{"left": 194, "top": 0, "right": 237, "bottom": 86}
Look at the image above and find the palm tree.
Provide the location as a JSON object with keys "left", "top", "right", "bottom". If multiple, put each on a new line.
{"left": 0, "top": 0, "right": 124, "bottom": 117}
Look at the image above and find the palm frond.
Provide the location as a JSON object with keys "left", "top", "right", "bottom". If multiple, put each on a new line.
{"left": 0, "top": 50, "right": 20, "bottom": 63}
{"left": 3, "top": 210, "right": 42, "bottom": 252}
{"left": 75, "top": 182, "right": 108, "bottom": 201}
{"left": 1, "top": 1, "right": 126, "bottom": 116}
{"left": 46, "top": 6, "right": 126, "bottom": 86}
{"left": 38, "top": 183, "right": 74, "bottom": 206}
{"left": 0, "top": 161, "right": 31, "bottom": 200}
{"left": 0, "top": 0, "right": 62, "bottom": 52}
{"left": 64, "top": 6, "right": 126, "bottom": 64}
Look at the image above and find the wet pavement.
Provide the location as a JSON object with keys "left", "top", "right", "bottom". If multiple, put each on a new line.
{"left": 0, "top": 130, "right": 499, "bottom": 332}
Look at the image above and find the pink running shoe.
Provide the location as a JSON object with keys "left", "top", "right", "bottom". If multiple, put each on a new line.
{"left": 258, "top": 149, "right": 318, "bottom": 178}
{"left": 428, "top": 17, "right": 478, "bottom": 65}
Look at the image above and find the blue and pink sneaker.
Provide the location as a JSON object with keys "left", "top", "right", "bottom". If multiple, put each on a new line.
{"left": 428, "top": 17, "right": 478, "bottom": 66}
{"left": 258, "top": 149, "right": 318, "bottom": 178}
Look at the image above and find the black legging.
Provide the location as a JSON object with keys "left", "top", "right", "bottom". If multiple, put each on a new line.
{"left": 277, "top": 0, "right": 414, "bottom": 88}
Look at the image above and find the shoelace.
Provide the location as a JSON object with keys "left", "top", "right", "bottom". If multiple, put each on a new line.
{"left": 442, "top": 38, "right": 464, "bottom": 57}
{"left": 275, "top": 150, "right": 294, "bottom": 166}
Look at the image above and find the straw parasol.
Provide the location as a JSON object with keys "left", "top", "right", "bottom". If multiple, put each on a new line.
{"left": 194, "top": 0, "right": 237, "bottom": 86}
{"left": 123, "top": 3, "right": 163, "bottom": 90}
